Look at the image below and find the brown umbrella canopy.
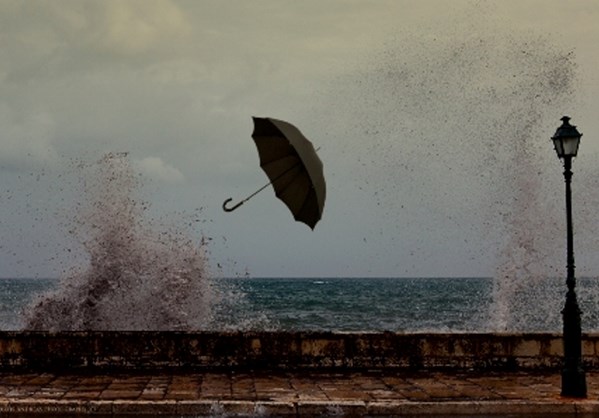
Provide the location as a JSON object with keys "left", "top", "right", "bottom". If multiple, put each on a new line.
{"left": 223, "top": 117, "right": 325, "bottom": 229}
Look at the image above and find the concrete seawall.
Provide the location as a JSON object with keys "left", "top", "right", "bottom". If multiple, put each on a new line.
{"left": 1, "top": 331, "right": 599, "bottom": 372}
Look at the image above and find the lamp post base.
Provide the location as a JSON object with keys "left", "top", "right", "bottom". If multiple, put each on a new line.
{"left": 561, "top": 368, "right": 587, "bottom": 398}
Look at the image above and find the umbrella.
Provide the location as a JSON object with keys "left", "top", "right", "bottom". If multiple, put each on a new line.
{"left": 223, "top": 117, "right": 326, "bottom": 229}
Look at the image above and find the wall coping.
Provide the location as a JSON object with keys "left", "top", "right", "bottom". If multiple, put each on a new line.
{"left": 0, "top": 331, "right": 596, "bottom": 372}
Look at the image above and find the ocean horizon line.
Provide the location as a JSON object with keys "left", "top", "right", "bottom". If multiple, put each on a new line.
{"left": 225, "top": 276, "right": 493, "bottom": 280}
{"left": 3, "top": 275, "right": 598, "bottom": 280}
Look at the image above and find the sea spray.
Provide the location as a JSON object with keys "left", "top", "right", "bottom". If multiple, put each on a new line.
{"left": 327, "top": 13, "right": 579, "bottom": 330}
{"left": 24, "top": 152, "right": 259, "bottom": 331}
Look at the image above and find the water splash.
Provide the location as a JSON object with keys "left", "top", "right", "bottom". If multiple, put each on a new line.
{"left": 328, "top": 12, "right": 581, "bottom": 330}
{"left": 24, "top": 152, "right": 241, "bottom": 331}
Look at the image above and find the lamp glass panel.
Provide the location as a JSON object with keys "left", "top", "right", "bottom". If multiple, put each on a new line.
{"left": 562, "top": 136, "right": 580, "bottom": 157}
{"left": 553, "top": 138, "right": 564, "bottom": 157}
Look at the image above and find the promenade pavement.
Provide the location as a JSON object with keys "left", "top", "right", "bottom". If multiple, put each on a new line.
{"left": 1, "top": 369, "right": 599, "bottom": 417}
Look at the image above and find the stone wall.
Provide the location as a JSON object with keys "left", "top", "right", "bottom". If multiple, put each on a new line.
{"left": 0, "top": 331, "right": 598, "bottom": 372}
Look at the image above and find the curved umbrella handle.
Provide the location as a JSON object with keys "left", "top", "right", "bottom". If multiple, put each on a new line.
{"left": 222, "top": 198, "right": 244, "bottom": 212}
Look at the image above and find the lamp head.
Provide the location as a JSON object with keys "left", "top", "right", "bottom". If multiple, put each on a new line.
{"left": 552, "top": 116, "right": 582, "bottom": 159}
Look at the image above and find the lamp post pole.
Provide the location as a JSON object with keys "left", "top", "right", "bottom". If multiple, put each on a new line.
{"left": 552, "top": 116, "right": 587, "bottom": 398}
{"left": 561, "top": 154, "right": 586, "bottom": 397}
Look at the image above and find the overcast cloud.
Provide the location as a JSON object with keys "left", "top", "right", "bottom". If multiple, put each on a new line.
{"left": 1, "top": 1, "right": 599, "bottom": 279}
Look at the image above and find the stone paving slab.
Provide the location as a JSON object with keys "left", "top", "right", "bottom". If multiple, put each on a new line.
{"left": 0, "top": 370, "right": 599, "bottom": 416}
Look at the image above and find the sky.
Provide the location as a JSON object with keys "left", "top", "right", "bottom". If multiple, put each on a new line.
{"left": 2, "top": 0, "right": 599, "bottom": 279}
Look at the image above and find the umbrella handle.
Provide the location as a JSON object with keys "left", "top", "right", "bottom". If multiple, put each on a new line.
{"left": 222, "top": 179, "right": 273, "bottom": 213}
{"left": 222, "top": 198, "right": 244, "bottom": 212}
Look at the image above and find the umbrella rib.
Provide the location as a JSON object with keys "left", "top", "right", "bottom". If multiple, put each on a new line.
{"left": 295, "top": 187, "right": 317, "bottom": 225}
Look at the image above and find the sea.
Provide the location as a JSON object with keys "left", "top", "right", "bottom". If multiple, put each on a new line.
{"left": 3, "top": 277, "right": 599, "bottom": 332}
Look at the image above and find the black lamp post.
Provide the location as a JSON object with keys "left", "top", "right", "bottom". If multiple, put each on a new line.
{"left": 551, "top": 116, "right": 587, "bottom": 398}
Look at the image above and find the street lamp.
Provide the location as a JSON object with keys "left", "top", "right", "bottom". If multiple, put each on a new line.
{"left": 551, "top": 116, "right": 587, "bottom": 398}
